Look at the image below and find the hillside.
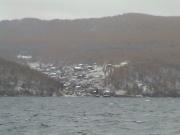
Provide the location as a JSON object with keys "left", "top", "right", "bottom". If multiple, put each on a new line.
{"left": 0, "top": 13, "right": 180, "bottom": 63}
{"left": 0, "top": 58, "right": 63, "bottom": 96}
{"left": 103, "top": 60, "right": 180, "bottom": 97}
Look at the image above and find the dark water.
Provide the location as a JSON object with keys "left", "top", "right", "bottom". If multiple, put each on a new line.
{"left": 0, "top": 97, "right": 180, "bottom": 135}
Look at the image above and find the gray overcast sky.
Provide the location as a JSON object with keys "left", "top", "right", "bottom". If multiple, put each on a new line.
{"left": 1, "top": 0, "right": 180, "bottom": 20}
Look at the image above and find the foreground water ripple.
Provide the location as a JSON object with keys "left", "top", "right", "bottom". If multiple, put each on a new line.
{"left": 0, "top": 97, "right": 180, "bottom": 135}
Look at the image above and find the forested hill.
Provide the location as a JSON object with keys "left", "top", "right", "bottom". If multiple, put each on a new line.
{"left": 0, "top": 13, "right": 180, "bottom": 63}
{"left": 0, "top": 58, "right": 63, "bottom": 96}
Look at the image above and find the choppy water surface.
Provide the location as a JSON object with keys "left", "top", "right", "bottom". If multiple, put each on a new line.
{"left": 0, "top": 97, "right": 180, "bottom": 135}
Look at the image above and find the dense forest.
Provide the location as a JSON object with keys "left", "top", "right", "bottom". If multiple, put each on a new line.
{"left": 103, "top": 60, "right": 180, "bottom": 97}
{"left": 0, "top": 13, "right": 180, "bottom": 64}
{"left": 0, "top": 57, "right": 63, "bottom": 96}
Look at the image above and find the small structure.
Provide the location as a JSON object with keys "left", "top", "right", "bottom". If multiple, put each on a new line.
{"left": 103, "top": 89, "right": 112, "bottom": 97}
{"left": 114, "top": 90, "right": 127, "bottom": 97}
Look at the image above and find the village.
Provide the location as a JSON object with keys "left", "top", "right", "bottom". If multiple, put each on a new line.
{"left": 17, "top": 52, "right": 180, "bottom": 97}
{"left": 16, "top": 54, "right": 117, "bottom": 97}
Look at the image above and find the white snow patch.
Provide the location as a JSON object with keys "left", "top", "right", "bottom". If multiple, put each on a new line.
{"left": 113, "top": 61, "right": 129, "bottom": 68}
{"left": 28, "top": 62, "right": 40, "bottom": 69}
{"left": 17, "top": 55, "right": 32, "bottom": 59}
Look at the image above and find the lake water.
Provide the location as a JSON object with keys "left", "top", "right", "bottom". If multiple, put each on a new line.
{"left": 0, "top": 97, "right": 180, "bottom": 135}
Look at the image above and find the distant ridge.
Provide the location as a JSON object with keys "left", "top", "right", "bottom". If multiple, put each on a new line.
{"left": 0, "top": 13, "right": 180, "bottom": 64}
{"left": 1, "top": 13, "right": 180, "bottom": 22}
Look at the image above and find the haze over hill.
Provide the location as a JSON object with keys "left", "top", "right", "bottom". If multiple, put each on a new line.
{"left": 0, "top": 13, "right": 180, "bottom": 64}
